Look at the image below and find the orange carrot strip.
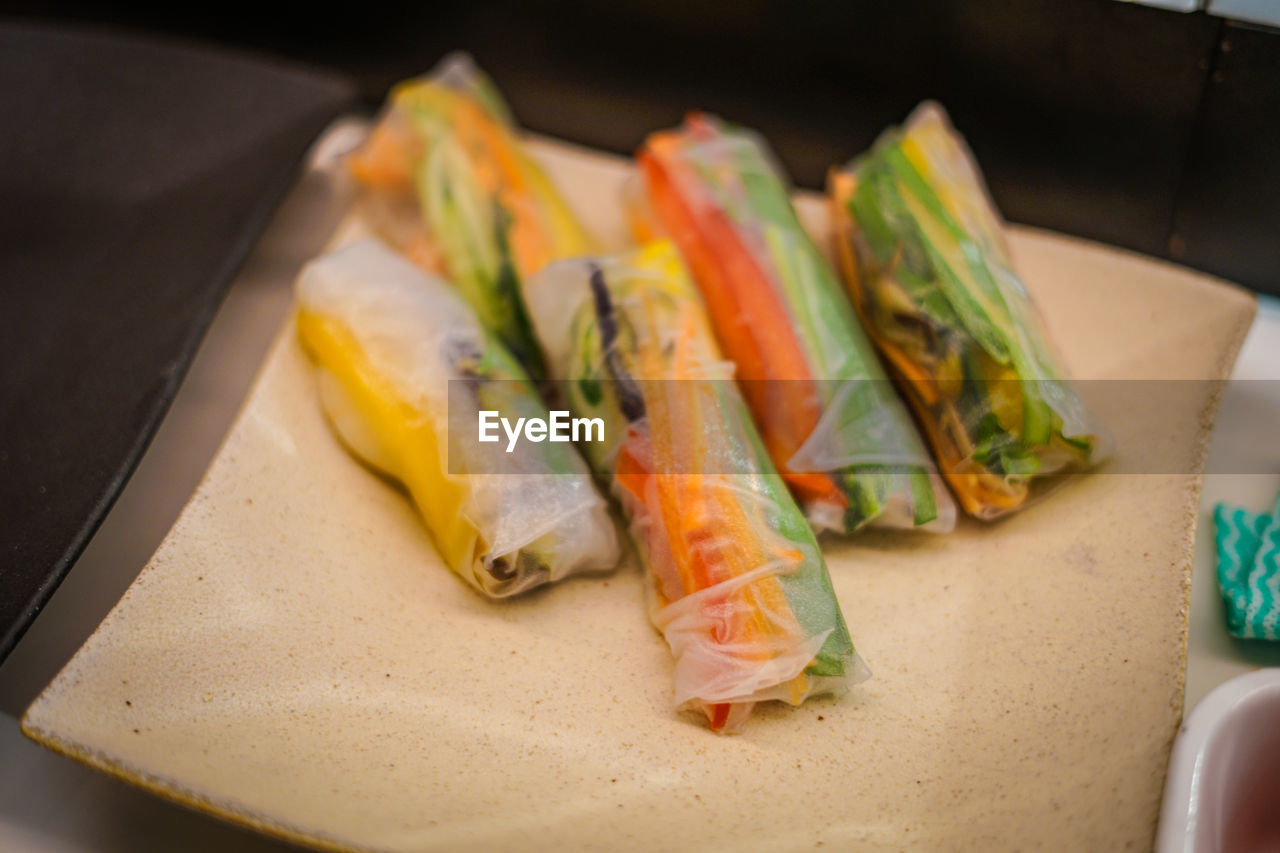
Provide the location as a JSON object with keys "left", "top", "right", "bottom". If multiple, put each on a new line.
{"left": 639, "top": 150, "right": 847, "bottom": 511}
{"left": 348, "top": 121, "right": 416, "bottom": 191}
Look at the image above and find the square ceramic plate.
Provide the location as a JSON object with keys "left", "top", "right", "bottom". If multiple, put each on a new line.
{"left": 23, "top": 134, "right": 1256, "bottom": 852}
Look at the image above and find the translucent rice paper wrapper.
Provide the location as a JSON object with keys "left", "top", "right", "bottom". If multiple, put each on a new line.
{"left": 829, "top": 102, "right": 1110, "bottom": 519}
{"left": 294, "top": 240, "right": 619, "bottom": 597}
{"left": 345, "top": 52, "right": 596, "bottom": 379}
{"left": 634, "top": 113, "right": 954, "bottom": 536}
{"left": 526, "top": 241, "right": 867, "bottom": 733}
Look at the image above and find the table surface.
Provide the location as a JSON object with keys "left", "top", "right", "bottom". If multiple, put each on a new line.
{"left": 0, "top": 139, "right": 1276, "bottom": 852}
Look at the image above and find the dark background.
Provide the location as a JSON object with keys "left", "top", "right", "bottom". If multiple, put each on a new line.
{"left": 6, "top": 0, "right": 1280, "bottom": 295}
{"left": 0, "top": 23, "right": 354, "bottom": 660}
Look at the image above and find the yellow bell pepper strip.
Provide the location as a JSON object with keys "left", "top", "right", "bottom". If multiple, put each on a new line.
{"left": 828, "top": 103, "right": 1107, "bottom": 519}
{"left": 294, "top": 239, "right": 619, "bottom": 597}
{"left": 346, "top": 53, "right": 595, "bottom": 379}
{"left": 637, "top": 113, "right": 953, "bottom": 535}
{"left": 525, "top": 241, "right": 864, "bottom": 733}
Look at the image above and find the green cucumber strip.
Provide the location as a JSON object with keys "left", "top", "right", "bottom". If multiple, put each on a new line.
{"left": 843, "top": 468, "right": 885, "bottom": 531}
{"left": 1018, "top": 384, "right": 1053, "bottom": 446}
{"left": 882, "top": 146, "right": 970, "bottom": 243}
{"left": 488, "top": 204, "right": 545, "bottom": 379}
{"left": 420, "top": 139, "right": 498, "bottom": 316}
{"left": 1060, "top": 431, "right": 1094, "bottom": 452}
{"left": 762, "top": 225, "right": 832, "bottom": 373}
{"left": 958, "top": 354, "right": 1022, "bottom": 474}
{"left": 734, "top": 142, "right": 802, "bottom": 230}
{"left": 883, "top": 146, "right": 1020, "bottom": 342}
{"left": 859, "top": 166, "right": 964, "bottom": 333}
{"left": 894, "top": 266, "right": 964, "bottom": 332}
{"left": 848, "top": 169, "right": 902, "bottom": 268}
{"left": 908, "top": 469, "right": 939, "bottom": 526}
{"left": 866, "top": 166, "right": 933, "bottom": 281}
{"left": 860, "top": 169, "right": 958, "bottom": 327}
{"left": 419, "top": 135, "right": 545, "bottom": 378}
{"left": 971, "top": 412, "right": 1043, "bottom": 477}
{"left": 883, "top": 146, "right": 1060, "bottom": 444}
{"left": 720, "top": 382, "right": 853, "bottom": 677}
{"left": 882, "top": 168, "right": 1010, "bottom": 364}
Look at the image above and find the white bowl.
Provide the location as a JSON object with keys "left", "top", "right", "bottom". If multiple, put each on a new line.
{"left": 1158, "top": 668, "right": 1280, "bottom": 853}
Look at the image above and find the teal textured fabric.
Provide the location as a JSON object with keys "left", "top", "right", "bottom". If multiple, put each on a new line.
{"left": 1213, "top": 493, "right": 1280, "bottom": 641}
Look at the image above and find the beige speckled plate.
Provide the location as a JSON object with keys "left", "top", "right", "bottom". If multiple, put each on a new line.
{"left": 23, "top": 136, "right": 1256, "bottom": 852}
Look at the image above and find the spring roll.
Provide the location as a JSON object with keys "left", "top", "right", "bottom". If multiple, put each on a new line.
{"left": 635, "top": 113, "right": 953, "bottom": 535}
{"left": 347, "top": 52, "right": 595, "bottom": 378}
{"left": 294, "top": 239, "right": 619, "bottom": 597}
{"left": 829, "top": 103, "right": 1107, "bottom": 519}
{"left": 526, "top": 240, "right": 865, "bottom": 733}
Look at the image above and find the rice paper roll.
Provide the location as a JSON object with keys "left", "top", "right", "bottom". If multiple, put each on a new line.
{"left": 346, "top": 52, "right": 595, "bottom": 378}
{"left": 526, "top": 240, "right": 865, "bottom": 733}
{"left": 635, "top": 113, "right": 953, "bottom": 535}
{"left": 294, "top": 239, "right": 619, "bottom": 597}
{"left": 828, "top": 103, "right": 1108, "bottom": 519}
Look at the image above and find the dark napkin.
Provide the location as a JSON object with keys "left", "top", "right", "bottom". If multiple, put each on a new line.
{"left": 0, "top": 23, "right": 354, "bottom": 660}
